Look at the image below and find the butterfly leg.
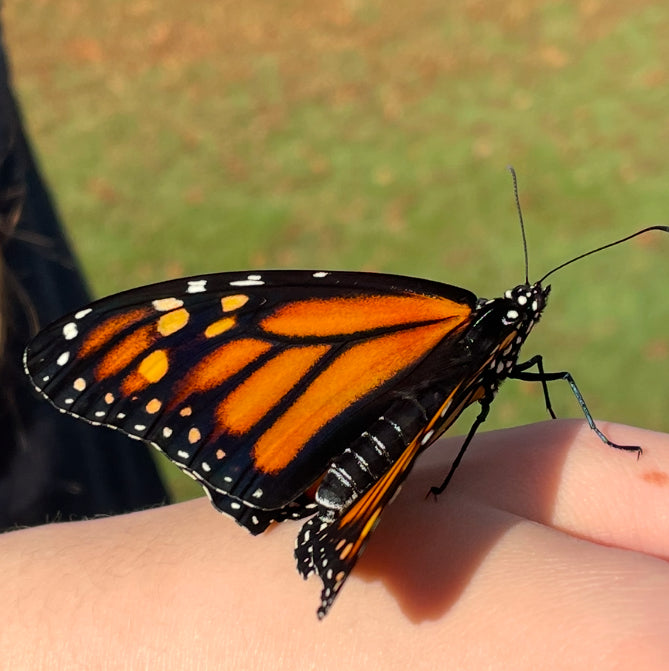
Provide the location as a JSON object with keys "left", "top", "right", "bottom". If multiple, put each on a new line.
{"left": 512, "top": 355, "right": 557, "bottom": 419}
{"left": 428, "top": 399, "right": 492, "bottom": 498}
{"left": 511, "top": 355, "right": 641, "bottom": 455}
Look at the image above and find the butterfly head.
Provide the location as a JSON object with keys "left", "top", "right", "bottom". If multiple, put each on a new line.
{"left": 476, "top": 280, "right": 550, "bottom": 331}
{"left": 502, "top": 281, "right": 551, "bottom": 330}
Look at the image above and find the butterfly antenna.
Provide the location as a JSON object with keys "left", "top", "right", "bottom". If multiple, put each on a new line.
{"left": 538, "top": 225, "right": 669, "bottom": 284}
{"left": 507, "top": 166, "right": 530, "bottom": 285}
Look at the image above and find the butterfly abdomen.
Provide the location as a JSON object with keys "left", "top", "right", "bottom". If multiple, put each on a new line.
{"left": 315, "top": 396, "right": 432, "bottom": 513}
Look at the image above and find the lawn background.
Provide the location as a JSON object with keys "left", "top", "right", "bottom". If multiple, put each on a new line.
{"left": 5, "top": 1, "right": 669, "bottom": 500}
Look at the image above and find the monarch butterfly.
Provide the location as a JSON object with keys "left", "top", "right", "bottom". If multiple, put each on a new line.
{"left": 23, "top": 172, "right": 668, "bottom": 618}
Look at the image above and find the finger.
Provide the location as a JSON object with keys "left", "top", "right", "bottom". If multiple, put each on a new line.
{"left": 410, "top": 419, "right": 669, "bottom": 558}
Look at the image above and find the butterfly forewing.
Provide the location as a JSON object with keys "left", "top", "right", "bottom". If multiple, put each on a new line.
{"left": 24, "top": 270, "right": 477, "bottom": 518}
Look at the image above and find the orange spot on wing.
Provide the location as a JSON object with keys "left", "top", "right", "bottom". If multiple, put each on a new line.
{"left": 216, "top": 344, "right": 331, "bottom": 436}
{"left": 146, "top": 398, "right": 162, "bottom": 414}
{"left": 171, "top": 338, "right": 272, "bottom": 408}
{"left": 121, "top": 349, "right": 169, "bottom": 395}
{"left": 79, "top": 308, "right": 151, "bottom": 358}
{"left": 221, "top": 295, "right": 249, "bottom": 312}
{"left": 157, "top": 308, "right": 189, "bottom": 336}
{"left": 139, "top": 349, "right": 169, "bottom": 383}
{"left": 260, "top": 294, "right": 471, "bottom": 337}
{"left": 252, "top": 321, "right": 453, "bottom": 473}
{"left": 94, "top": 324, "right": 155, "bottom": 381}
{"left": 204, "top": 316, "right": 236, "bottom": 338}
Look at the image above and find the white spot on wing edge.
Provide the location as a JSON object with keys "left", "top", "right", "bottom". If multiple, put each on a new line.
{"left": 152, "top": 297, "right": 184, "bottom": 311}
{"left": 187, "top": 279, "right": 207, "bottom": 294}
{"left": 62, "top": 323, "right": 78, "bottom": 340}
{"left": 230, "top": 274, "right": 264, "bottom": 287}
{"left": 439, "top": 399, "right": 452, "bottom": 417}
{"left": 57, "top": 351, "right": 70, "bottom": 366}
{"left": 421, "top": 429, "right": 435, "bottom": 446}
{"left": 312, "top": 271, "right": 329, "bottom": 278}
{"left": 75, "top": 308, "right": 92, "bottom": 320}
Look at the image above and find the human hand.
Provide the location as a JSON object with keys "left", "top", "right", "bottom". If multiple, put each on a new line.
{"left": 3, "top": 420, "right": 668, "bottom": 670}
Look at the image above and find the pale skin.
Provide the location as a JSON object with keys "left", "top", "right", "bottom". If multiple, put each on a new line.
{"left": 3, "top": 419, "right": 669, "bottom": 670}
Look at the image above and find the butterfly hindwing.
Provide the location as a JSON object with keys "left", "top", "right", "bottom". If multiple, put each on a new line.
{"left": 207, "top": 489, "right": 317, "bottom": 535}
{"left": 296, "top": 429, "right": 425, "bottom": 617}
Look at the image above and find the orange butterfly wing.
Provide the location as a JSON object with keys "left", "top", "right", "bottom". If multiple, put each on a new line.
{"left": 24, "top": 271, "right": 476, "bottom": 524}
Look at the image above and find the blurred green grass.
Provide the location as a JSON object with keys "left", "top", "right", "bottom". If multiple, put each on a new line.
{"left": 5, "top": 1, "right": 669, "bottom": 501}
